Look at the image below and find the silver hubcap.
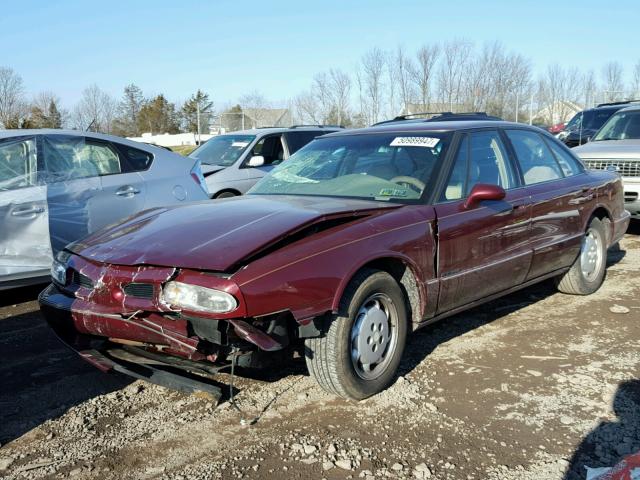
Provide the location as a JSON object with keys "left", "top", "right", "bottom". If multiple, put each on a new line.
{"left": 350, "top": 293, "right": 398, "bottom": 380}
{"left": 580, "top": 227, "right": 603, "bottom": 281}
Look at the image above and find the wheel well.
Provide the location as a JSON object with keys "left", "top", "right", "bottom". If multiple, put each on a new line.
{"left": 213, "top": 189, "right": 241, "bottom": 198}
{"left": 357, "top": 258, "right": 422, "bottom": 329}
{"left": 591, "top": 207, "right": 613, "bottom": 245}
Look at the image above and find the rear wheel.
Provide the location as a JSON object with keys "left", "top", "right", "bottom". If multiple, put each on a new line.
{"left": 305, "top": 269, "right": 407, "bottom": 400}
{"left": 556, "top": 217, "right": 607, "bottom": 295}
{"left": 215, "top": 191, "right": 238, "bottom": 199}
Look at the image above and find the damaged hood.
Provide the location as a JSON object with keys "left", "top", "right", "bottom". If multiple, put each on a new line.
{"left": 68, "top": 195, "right": 401, "bottom": 271}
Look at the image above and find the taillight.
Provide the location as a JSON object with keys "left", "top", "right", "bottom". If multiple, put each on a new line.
{"left": 190, "top": 161, "right": 209, "bottom": 196}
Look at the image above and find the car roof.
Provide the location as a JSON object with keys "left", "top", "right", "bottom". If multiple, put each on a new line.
{"left": 617, "top": 105, "right": 640, "bottom": 113}
{"left": 322, "top": 120, "right": 537, "bottom": 137}
{"left": 222, "top": 126, "right": 342, "bottom": 136}
{"left": 0, "top": 128, "right": 160, "bottom": 152}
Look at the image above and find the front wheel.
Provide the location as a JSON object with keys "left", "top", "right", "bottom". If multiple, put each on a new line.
{"left": 305, "top": 269, "right": 408, "bottom": 400}
{"left": 556, "top": 217, "right": 607, "bottom": 295}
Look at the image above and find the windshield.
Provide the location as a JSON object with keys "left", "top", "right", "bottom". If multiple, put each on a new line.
{"left": 248, "top": 133, "right": 451, "bottom": 202}
{"left": 566, "top": 109, "right": 617, "bottom": 133}
{"left": 593, "top": 110, "right": 640, "bottom": 141}
{"left": 189, "top": 134, "right": 255, "bottom": 167}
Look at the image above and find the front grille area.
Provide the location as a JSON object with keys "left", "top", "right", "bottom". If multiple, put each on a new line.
{"left": 70, "top": 270, "right": 93, "bottom": 289}
{"left": 625, "top": 191, "right": 639, "bottom": 203}
{"left": 123, "top": 282, "right": 155, "bottom": 299}
{"left": 584, "top": 158, "right": 640, "bottom": 178}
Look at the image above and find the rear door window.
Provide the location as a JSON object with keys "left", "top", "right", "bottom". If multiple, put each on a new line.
{"left": 0, "top": 137, "right": 38, "bottom": 190}
{"left": 43, "top": 136, "right": 122, "bottom": 181}
{"left": 505, "top": 130, "right": 563, "bottom": 185}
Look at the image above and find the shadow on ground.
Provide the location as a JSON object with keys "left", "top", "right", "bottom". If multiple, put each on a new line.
{"left": 563, "top": 380, "right": 640, "bottom": 480}
{"left": 0, "top": 288, "right": 130, "bottom": 444}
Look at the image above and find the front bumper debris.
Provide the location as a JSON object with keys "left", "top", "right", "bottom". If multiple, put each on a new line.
{"left": 39, "top": 284, "right": 228, "bottom": 401}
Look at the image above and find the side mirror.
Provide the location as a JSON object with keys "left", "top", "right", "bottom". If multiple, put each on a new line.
{"left": 463, "top": 183, "right": 506, "bottom": 210}
{"left": 247, "top": 155, "right": 265, "bottom": 167}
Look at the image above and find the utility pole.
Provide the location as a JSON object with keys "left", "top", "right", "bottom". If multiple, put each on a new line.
{"left": 529, "top": 95, "right": 533, "bottom": 125}
{"left": 196, "top": 102, "right": 201, "bottom": 145}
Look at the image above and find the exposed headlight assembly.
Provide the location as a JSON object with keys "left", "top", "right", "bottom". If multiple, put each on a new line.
{"left": 162, "top": 281, "right": 237, "bottom": 313}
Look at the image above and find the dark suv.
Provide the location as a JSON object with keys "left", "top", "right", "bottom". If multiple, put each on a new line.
{"left": 558, "top": 102, "right": 638, "bottom": 148}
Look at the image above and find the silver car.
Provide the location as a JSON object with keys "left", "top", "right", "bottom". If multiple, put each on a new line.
{"left": 0, "top": 129, "right": 209, "bottom": 289}
{"left": 573, "top": 105, "right": 640, "bottom": 218}
{"left": 190, "top": 126, "right": 342, "bottom": 198}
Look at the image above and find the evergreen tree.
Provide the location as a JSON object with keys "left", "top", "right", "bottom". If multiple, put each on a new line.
{"left": 136, "top": 94, "right": 180, "bottom": 134}
{"left": 181, "top": 90, "right": 213, "bottom": 133}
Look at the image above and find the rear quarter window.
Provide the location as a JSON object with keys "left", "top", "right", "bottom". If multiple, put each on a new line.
{"left": 284, "top": 131, "right": 330, "bottom": 154}
{"left": 545, "top": 138, "right": 584, "bottom": 176}
{"left": 118, "top": 144, "right": 154, "bottom": 172}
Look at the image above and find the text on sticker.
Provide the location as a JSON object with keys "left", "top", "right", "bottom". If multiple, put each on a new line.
{"left": 231, "top": 142, "right": 249, "bottom": 148}
{"left": 390, "top": 137, "right": 440, "bottom": 148}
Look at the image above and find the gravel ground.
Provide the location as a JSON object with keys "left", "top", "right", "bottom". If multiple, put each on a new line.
{"left": 1, "top": 224, "right": 639, "bottom": 480}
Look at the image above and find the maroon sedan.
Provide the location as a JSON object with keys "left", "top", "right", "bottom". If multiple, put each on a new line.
{"left": 40, "top": 120, "right": 630, "bottom": 400}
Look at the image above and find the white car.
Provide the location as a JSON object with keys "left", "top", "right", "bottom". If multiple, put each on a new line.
{"left": 0, "top": 129, "right": 209, "bottom": 290}
{"left": 573, "top": 105, "right": 640, "bottom": 219}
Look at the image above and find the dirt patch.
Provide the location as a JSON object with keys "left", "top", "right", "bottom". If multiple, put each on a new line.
{"left": 1, "top": 233, "right": 639, "bottom": 480}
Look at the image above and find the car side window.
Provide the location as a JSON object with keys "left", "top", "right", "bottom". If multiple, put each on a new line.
{"left": 441, "top": 131, "right": 515, "bottom": 201}
{"left": 0, "top": 137, "right": 38, "bottom": 191}
{"left": 545, "top": 139, "right": 583, "bottom": 176}
{"left": 284, "top": 131, "right": 324, "bottom": 154}
{"left": 43, "top": 136, "right": 121, "bottom": 181}
{"left": 441, "top": 136, "right": 468, "bottom": 201}
{"left": 118, "top": 144, "right": 153, "bottom": 172}
{"left": 506, "top": 130, "right": 563, "bottom": 185}
{"left": 250, "top": 135, "right": 285, "bottom": 166}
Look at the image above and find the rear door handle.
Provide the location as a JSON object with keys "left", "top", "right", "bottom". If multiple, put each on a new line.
{"left": 115, "top": 185, "right": 141, "bottom": 197}
{"left": 11, "top": 206, "right": 45, "bottom": 217}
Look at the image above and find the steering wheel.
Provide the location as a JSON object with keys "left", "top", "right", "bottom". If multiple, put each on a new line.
{"left": 390, "top": 176, "right": 425, "bottom": 193}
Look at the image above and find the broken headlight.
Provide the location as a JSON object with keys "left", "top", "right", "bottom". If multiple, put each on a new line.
{"left": 162, "top": 281, "right": 237, "bottom": 313}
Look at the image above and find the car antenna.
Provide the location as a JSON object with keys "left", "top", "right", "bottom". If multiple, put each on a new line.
{"left": 86, "top": 118, "right": 96, "bottom": 132}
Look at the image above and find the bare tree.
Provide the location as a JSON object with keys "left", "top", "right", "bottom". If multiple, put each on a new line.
{"left": 437, "top": 40, "right": 473, "bottom": 111}
{"left": 358, "top": 47, "right": 386, "bottom": 124}
{"left": 239, "top": 91, "right": 271, "bottom": 127}
{"left": 0, "top": 66, "right": 27, "bottom": 128}
{"left": 392, "top": 46, "right": 416, "bottom": 115}
{"left": 631, "top": 60, "right": 640, "bottom": 98}
{"left": 536, "top": 65, "right": 582, "bottom": 125}
{"left": 328, "top": 69, "right": 351, "bottom": 125}
{"left": 581, "top": 70, "right": 598, "bottom": 108}
{"left": 410, "top": 44, "right": 439, "bottom": 111}
{"left": 71, "top": 84, "right": 117, "bottom": 133}
{"left": 601, "top": 61, "right": 624, "bottom": 102}
{"left": 294, "top": 69, "right": 351, "bottom": 125}
{"left": 294, "top": 90, "right": 323, "bottom": 125}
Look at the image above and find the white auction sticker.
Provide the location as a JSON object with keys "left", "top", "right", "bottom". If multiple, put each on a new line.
{"left": 390, "top": 136, "right": 440, "bottom": 148}
{"left": 231, "top": 141, "right": 249, "bottom": 148}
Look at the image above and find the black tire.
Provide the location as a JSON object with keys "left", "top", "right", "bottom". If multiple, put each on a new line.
{"left": 556, "top": 217, "right": 607, "bottom": 295}
{"left": 305, "top": 269, "right": 408, "bottom": 400}
{"left": 215, "top": 191, "right": 238, "bottom": 199}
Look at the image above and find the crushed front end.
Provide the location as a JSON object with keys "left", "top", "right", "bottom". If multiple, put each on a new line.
{"left": 39, "top": 251, "right": 291, "bottom": 402}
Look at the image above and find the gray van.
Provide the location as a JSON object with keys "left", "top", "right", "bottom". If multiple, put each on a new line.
{"left": 190, "top": 126, "right": 342, "bottom": 198}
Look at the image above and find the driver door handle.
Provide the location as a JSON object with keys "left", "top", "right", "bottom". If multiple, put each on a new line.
{"left": 11, "top": 206, "right": 45, "bottom": 217}
{"left": 115, "top": 185, "right": 141, "bottom": 197}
